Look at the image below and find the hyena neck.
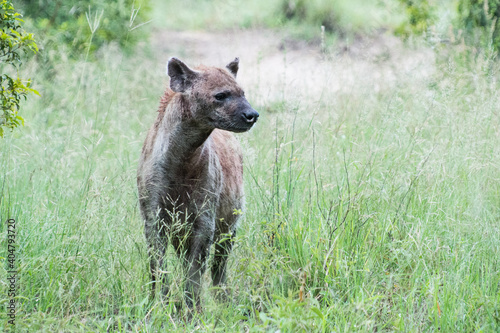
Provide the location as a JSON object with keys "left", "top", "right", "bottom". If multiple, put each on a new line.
{"left": 157, "top": 101, "right": 214, "bottom": 178}
{"left": 169, "top": 121, "right": 212, "bottom": 162}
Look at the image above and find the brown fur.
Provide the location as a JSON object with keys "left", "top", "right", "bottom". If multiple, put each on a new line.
{"left": 137, "top": 57, "right": 258, "bottom": 310}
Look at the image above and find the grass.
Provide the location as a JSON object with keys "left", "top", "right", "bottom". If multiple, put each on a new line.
{"left": 151, "top": 0, "right": 404, "bottom": 41}
{"left": 1, "top": 2, "right": 500, "bottom": 332}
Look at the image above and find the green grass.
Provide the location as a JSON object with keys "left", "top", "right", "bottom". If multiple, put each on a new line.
{"left": 1, "top": 5, "right": 500, "bottom": 332}
{"left": 151, "top": 0, "right": 404, "bottom": 40}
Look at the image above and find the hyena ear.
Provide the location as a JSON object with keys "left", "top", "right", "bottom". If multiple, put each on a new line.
{"left": 226, "top": 57, "right": 239, "bottom": 78}
{"left": 167, "top": 57, "right": 199, "bottom": 93}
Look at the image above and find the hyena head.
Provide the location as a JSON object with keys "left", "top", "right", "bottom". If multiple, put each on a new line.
{"left": 167, "top": 57, "right": 259, "bottom": 133}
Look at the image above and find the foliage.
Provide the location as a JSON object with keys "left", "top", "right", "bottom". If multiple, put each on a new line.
{"left": 0, "top": 0, "right": 38, "bottom": 137}
{"left": 17, "top": 0, "right": 151, "bottom": 57}
{"left": 458, "top": 0, "right": 500, "bottom": 53}
{"left": 396, "top": 0, "right": 435, "bottom": 37}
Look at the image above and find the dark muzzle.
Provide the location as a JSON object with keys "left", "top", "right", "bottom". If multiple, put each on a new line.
{"left": 242, "top": 108, "right": 259, "bottom": 124}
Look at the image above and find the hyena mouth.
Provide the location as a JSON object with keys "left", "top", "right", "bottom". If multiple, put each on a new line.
{"left": 234, "top": 116, "right": 259, "bottom": 132}
{"left": 232, "top": 125, "right": 254, "bottom": 133}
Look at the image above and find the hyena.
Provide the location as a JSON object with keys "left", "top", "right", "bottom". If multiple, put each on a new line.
{"left": 137, "top": 57, "right": 258, "bottom": 310}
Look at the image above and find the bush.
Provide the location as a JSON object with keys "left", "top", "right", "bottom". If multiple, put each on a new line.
{"left": 0, "top": 0, "right": 39, "bottom": 137}
{"left": 17, "top": 0, "right": 151, "bottom": 57}
{"left": 395, "top": 0, "right": 435, "bottom": 38}
{"left": 458, "top": 0, "right": 500, "bottom": 53}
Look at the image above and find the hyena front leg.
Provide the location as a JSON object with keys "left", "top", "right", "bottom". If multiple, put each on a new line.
{"left": 145, "top": 223, "right": 169, "bottom": 301}
{"left": 182, "top": 222, "right": 214, "bottom": 311}
{"left": 211, "top": 230, "right": 235, "bottom": 287}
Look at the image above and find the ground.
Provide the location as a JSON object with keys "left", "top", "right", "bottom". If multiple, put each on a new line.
{"left": 150, "top": 29, "right": 434, "bottom": 103}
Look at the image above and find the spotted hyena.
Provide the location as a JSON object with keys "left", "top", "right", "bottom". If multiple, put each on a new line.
{"left": 137, "top": 57, "right": 258, "bottom": 310}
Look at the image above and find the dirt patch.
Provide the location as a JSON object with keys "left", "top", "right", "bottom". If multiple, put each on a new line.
{"left": 150, "top": 29, "right": 434, "bottom": 104}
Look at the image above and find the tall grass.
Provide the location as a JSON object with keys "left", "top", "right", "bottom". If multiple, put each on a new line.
{"left": 239, "top": 50, "right": 500, "bottom": 330}
{"left": 1, "top": 14, "right": 500, "bottom": 333}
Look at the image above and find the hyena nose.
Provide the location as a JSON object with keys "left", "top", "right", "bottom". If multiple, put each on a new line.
{"left": 242, "top": 109, "right": 259, "bottom": 123}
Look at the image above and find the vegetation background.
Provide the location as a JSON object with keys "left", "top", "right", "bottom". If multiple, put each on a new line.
{"left": 1, "top": 0, "right": 499, "bottom": 331}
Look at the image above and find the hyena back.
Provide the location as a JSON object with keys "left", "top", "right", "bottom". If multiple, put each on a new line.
{"left": 137, "top": 57, "right": 258, "bottom": 310}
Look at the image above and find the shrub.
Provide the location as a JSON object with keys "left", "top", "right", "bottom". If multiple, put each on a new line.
{"left": 17, "top": 0, "right": 151, "bottom": 57}
{"left": 458, "top": 0, "right": 500, "bottom": 53}
{"left": 0, "top": 0, "right": 39, "bottom": 137}
{"left": 395, "top": 0, "right": 435, "bottom": 37}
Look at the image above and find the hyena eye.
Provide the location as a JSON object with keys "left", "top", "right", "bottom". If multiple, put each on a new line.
{"left": 214, "top": 92, "right": 229, "bottom": 101}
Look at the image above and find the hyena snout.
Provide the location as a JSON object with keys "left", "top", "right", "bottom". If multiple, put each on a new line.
{"left": 234, "top": 99, "right": 259, "bottom": 131}
{"left": 241, "top": 106, "right": 259, "bottom": 124}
